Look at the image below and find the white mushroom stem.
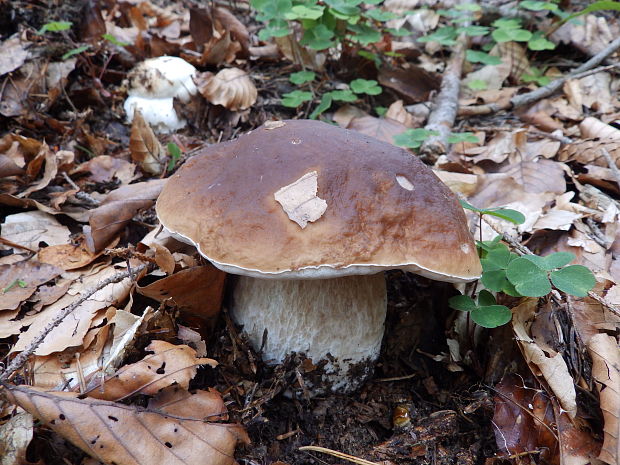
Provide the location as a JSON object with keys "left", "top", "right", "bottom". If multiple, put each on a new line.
{"left": 232, "top": 274, "right": 387, "bottom": 393}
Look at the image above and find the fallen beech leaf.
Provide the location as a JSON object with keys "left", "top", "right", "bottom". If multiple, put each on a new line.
{"left": 0, "top": 35, "right": 30, "bottom": 76}
{"left": 0, "top": 411, "right": 33, "bottom": 465}
{"left": 274, "top": 171, "right": 327, "bottom": 229}
{"left": 332, "top": 105, "right": 368, "bottom": 128}
{"left": 346, "top": 116, "right": 407, "bottom": 146}
{"left": 1, "top": 211, "right": 71, "bottom": 253}
{"left": 150, "top": 243, "right": 175, "bottom": 275}
{"left": 378, "top": 66, "right": 439, "bottom": 104}
{"left": 0, "top": 260, "right": 62, "bottom": 310}
{"left": 512, "top": 298, "right": 577, "bottom": 418}
{"left": 4, "top": 384, "right": 247, "bottom": 465}
{"left": 86, "top": 179, "right": 166, "bottom": 253}
{"left": 137, "top": 265, "right": 225, "bottom": 320}
{"left": 493, "top": 42, "right": 529, "bottom": 83}
{"left": 130, "top": 109, "right": 165, "bottom": 175}
{"left": 0, "top": 154, "right": 25, "bottom": 178}
{"left": 589, "top": 333, "right": 620, "bottom": 464}
{"left": 71, "top": 155, "right": 136, "bottom": 185}
{"left": 198, "top": 68, "right": 257, "bottom": 111}
{"left": 38, "top": 236, "right": 115, "bottom": 270}
{"left": 11, "top": 264, "right": 133, "bottom": 355}
{"left": 493, "top": 373, "right": 557, "bottom": 461}
{"left": 500, "top": 159, "right": 566, "bottom": 194}
{"left": 85, "top": 341, "right": 216, "bottom": 401}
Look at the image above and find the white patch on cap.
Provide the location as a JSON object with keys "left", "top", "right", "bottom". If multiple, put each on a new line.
{"left": 461, "top": 243, "right": 470, "bottom": 254}
{"left": 396, "top": 175, "right": 414, "bottom": 191}
{"left": 274, "top": 171, "right": 327, "bottom": 229}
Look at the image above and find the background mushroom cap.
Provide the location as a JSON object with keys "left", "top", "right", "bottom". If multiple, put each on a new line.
{"left": 156, "top": 120, "right": 482, "bottom": 282}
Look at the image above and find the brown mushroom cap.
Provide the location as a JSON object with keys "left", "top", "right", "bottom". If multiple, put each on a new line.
{"left": 156, "top": 120, "right": 481, "bottom": 282}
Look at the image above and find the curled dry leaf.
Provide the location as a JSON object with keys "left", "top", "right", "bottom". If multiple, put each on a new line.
{"left": 0, "top": 411, "right": 33, "bottom": 465}
{"left": 512, "top": 298, "right": 577, "bottom": 419}
{"left": 346, "top": 116, "right": 407, "bottom": 146}
{"left": 198, "top": 68, "right": 257, "bottom": 111}
{"left": 130, "top": 109, "right": 166, "bottom": 175}
{"left": 84, "top": 340, "right": 216, "bottom": 401}
{"left": 274, "top": 171, "right": 327, "bottom": 229}
{"left": 38, "top": 236, "right": 115, "bottom": 271}
{"left": 0, "top": 260, "right": 62, "bottom": 310}
{"left": 11, "top": 264, "right": 133, "bottom": 355}
{"left": 85, "top": 179, "right": 166, "bottom": 253}
{"left": 137, "top": 265, "right": 226, "bottom": 321}
{"left": 4, "top": 384, "right": 248, "bottom": 465}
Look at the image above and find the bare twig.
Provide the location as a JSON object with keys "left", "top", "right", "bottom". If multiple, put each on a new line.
{"left": 459, "top": 36, "right": 620, "bottom": 117}
{"left": 600, "top": 148, "right": 620, "bottom": 188}
{"left": 419, "top": 32, "right": 471, "bottom": 163}
{"left": 0, "top": 264, "right": 147, "bottom": 383}
{"left": 299, "top": 446, "right": 381, "bottom": 465}
{"left": 62, "top": 172, "right": 100, "bottom": 207}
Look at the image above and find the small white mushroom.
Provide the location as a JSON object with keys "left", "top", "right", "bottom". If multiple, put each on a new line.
{"left": 124, "top": 56, "right": 198, "bottom": 134}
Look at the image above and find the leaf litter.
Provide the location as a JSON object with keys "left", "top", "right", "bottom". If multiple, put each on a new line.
{"left": 0, "top": 1, "right": 619, "bottom": 465}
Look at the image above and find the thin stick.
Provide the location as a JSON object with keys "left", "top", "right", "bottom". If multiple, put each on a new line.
{"left": 0, "top": 264, "right": 147, "bottom": 383}
{"left": 600, "top": 148, "right": 620, "bottom": 188}
{"left": 420, "top": 32, "right": 470, "bottom": 163}
{"left": 299, "top": 446, "right": 381, "bottom": 465}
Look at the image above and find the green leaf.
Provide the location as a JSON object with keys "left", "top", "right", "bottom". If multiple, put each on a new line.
{"left": 457, "top": 25, "right": 490, "bottom": 36}
{"left": 310, "top": 93, "right": 333, "bottom": 119}
{"left": 418, "top": 26, "right": 457, "bottom": 45}
{"left": 560, "top": 1, "right": 620, "bottom": 26}
{"left": 447, "top": 132, "right": 479, "bottom": 144}
{"left": 466, "top": 50, "right": 502, "bottom": 65}
{"left": 324, "top": 0, "right": 362, "bottom": 16}
{"left": 448, "top": 294, "right": 478, "bottom": 312}
{"left": 252, "top": 0, "right": 292, "bottom": 19}
{"left": 347, "top": 23, "right": 382, "bottom": 45}
{"left": 393, "top": 128, "right": 439, "bottom": 149}
{"left": 258, "top": 20, "right": 291, "bottom": 39}
{"left": 37, "top": 21, "right": 72, "bottom": 34}
{"left": 471, "top": 305, "right": 512, "bottom": 328}
{"left": 484, "top": 208, "right": 526, "bottom": 225}
{"left": 364, "top": 9, "right": 398, "bottom": 21}
{"left": 520, "top": 1, "right": 559, "bottom": 10}
{"left": 281, "top": 90, "right": 313, "bottom": 107}
{"left": 467, "top": 79, "right": 487, "bottom": 90}
{"left": 350, "top": 78, "right": 382, "bottom": 95}
{"left": 506, "top": 257, "right": 551, "bottom": 296}
{"left": 523, "top": 252, "right": 575, "bottom": 271}
{"left": 528, "top": 31, "right": 556, "bottom": 50}
{"left": 550, "top": 265, "right": 596, "bottom": 297}
{"left": 300, "top": 24, "right": 336, "bottom": 49}
{"left": 61, "top": 45, "right": 90, "bottom": 60}
{"left": 492, "top": 18, "right": 523, "bottom": 29}
{"left": 289, "top": 70, "right": 316, "bottom": 85}
{"left": 330, "top": 90, "right": 357, "bottom": 102}
{"left": 477, "top": 290, "right": 496, "bottom": 306}
{"left": 285, "top": 4, "right": 325, "bottom": 20}
{"left": 358, "top": 50, "right": 381, "bottom": 66}
{"left": 492, "top": 27, "right": 532, "bottom": 42}
{"left": 455, "top": 3, "right": 482, "bottom": 11}
{"left": 167, "top": 142, "right": 182, "bottom": 172}
{"left": 102, "top": 33, "right": 129, "bottom": 47}
{"left": 385, "top": 27, "right": 410, "bottom": 37}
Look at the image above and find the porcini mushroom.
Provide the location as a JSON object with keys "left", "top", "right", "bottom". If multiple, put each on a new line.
{"left": 156, "top": 120, "right": 481, "bottom": 392}
{"left": 124, "top": 56, "right": 198, "bottom": 134}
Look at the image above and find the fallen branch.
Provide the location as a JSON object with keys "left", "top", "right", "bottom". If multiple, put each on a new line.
{"left": 419, "top": 32, "right": 471, "bottom": 164}
{"left": 0, "top": 264, "right": 147, "bottom": 384}
{"left": 459, "top": 36, "right": 620, "bottom": 117}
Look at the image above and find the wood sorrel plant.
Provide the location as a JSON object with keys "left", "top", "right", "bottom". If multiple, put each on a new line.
{"left": 450, "top": 201, "right": 596, "bottom": 328}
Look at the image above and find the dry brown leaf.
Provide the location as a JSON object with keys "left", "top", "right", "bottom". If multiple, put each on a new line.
{"left": 552, "top": 14, "right": 619, "bottom": 58}
{"left": 274, "top": 171, "right": 327, "bottom": 228}
{"left": 86, "top": 179, "right": 166, "bottom": 253}
{"left": 85, "top": 341, "right": 216, "bottom": 401}
{"left": 433, "top": 170, "right": 478, "bottom": 197}
{"left": 0, "top": 154, "right": 25, "bottom": 178}
{"left": 332, "top": 105, "right": 368, "bottom": 128}
{"left": 4, "top": 384, "right": 248, "bottom": 465}
{"left": 580, "top": 117, "right": 620, "bottom": 141}
{"left": 493, "top": 373, "right": 558, "bottom": 461}
{"left": 0, "top": 211, "right": 71, "bottom": 254}
{"left": 0, "top": 260, "right": 62, "bottom": 311}
{"left": 11, "top": 264, "right": 133, "bottom": 355}
{"left": 589, "top": 333, "right": 620, "bottom": 464}
{"left": 38, "top": 236, "right": 113, "bottom": 271}
{"left": 559, "top": 139, "right": 620, "bottom": 168}
{"left": 346, "top": 116, "right": 407, "bottom": 146}
{"left": 512, "top": 298, "right": 577, "bottom": 418}
{"left": 0, "top": 35, "right": 30, "bottom": 76}
{"left": 378, "top": 66, "right": 439, "bottom": 104}
{"left": 150, "top": 242, "right": 176, "bottom": 274}
{"left": 198, "top": 68, "right": 257, "bottom": 111}
{"left": 275, "top": 35, "right": 326, "bottom": 71}
{"left": 493, "top": 41, "right": 529, "bottom": 83}
{"left": 18, "top": 146, "right": 74, "bottom": 199}
{"left": 0, "top": 411, "right": 33, "bottom": 465}
{"left": 137, "top": 265, "right": 226, "bottom": 320}
{"left": 71, "top": 155, "right": 137, "bottom": 185}
{"left": 500, "top": 159, "right": 566, "bottom": 194}
{"left": 565, "top": 73, "right": 615, "bottom": 114}
{"left": 129, "top": 109, "right": 165, "bottom": 175}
